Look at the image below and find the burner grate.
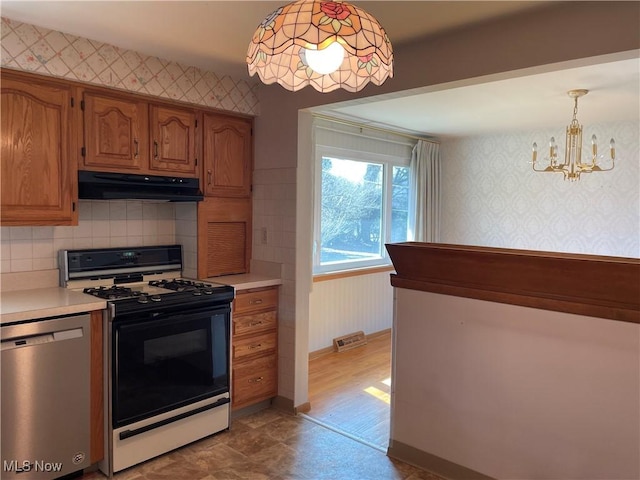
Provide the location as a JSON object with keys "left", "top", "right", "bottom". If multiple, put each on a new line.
{"left": 149, "top": 279, "right": 211, "bottom": 292}
{"left": 84, "top": 285, "right": 140, "bottom": 300}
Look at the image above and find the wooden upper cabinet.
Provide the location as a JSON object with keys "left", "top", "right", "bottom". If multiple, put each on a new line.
{"left": 81, "top": 92, "right": 198, "bottom": 177}
{"left": 203, "top": 114, "right": 252, "bottom": 197}
{"left": 1, "top": 70, "right": 78, "bottom": 225}
{"left": 149, "top": 105, "right": 198, "bottom": 176}
{"left": 82, "top": 92, "right": 148, "bottom": 172}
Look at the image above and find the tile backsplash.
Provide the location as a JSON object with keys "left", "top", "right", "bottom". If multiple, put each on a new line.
{"left": 0, "top": 200, "right": 177, "bottom": 274}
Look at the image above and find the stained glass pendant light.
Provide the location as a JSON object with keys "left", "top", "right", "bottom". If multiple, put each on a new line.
{"left": 246, "top": 0, "right": 393, "bottom": 93}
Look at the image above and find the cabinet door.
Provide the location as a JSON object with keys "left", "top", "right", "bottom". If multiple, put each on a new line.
{"left": 150, "top": 105, "right": 198, "bottom": 176}
{"left": 203, "top": 114, "right": 252, "bottom": 197}
{"left": 1, "top": 72, "right": 78, "bottom": 225}
{"left": 82, "top": 92, "right": 148, "bottom": 171}
{"left": 197, "top": 197, "right": 252, "bottom": 278}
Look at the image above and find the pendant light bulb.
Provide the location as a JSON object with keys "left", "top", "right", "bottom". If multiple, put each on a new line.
{"left": 304, "top": 42, "right": 345, "bottom": 75}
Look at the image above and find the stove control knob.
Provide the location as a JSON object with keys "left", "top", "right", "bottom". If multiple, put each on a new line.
{"left": 138, "top": 295, "right": 149, "bottom": 304}
{"left": 192, "top": 291, "right": 202, "bottom": 296}
{"left": 203, "top": 289, "right": 213, "bottom": 295}
{"left": 150, "top": 295, "right": 162, "bottom": 302}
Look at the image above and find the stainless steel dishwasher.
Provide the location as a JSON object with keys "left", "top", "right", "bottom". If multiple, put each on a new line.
{"left": 1, "top": 313, "right": 92, "bottom": 479}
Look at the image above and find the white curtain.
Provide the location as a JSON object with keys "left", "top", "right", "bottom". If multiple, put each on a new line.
{"left": 408, "top": 140, "right": 441, "bottom": 242}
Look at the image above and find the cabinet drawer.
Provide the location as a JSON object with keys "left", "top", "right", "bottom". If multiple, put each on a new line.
{"left": 234, "top": 287, "right": 278, "bottom": 314}
{"left": 232, "top": 354, "right": 277, "bottom": 408}
{"left": 233, "top": 310, "right": 277, "bottom": 337}
{"left": 232, "top": 331, "right": 277, "bottom": 360}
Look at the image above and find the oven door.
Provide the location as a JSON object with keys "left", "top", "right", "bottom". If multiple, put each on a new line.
{"left": 112, "top": 304, "right": 230, "bottom": 429}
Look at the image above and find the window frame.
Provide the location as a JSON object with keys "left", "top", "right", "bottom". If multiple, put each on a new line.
{"left": 313, "top": 145, "right": 410, "bottom": 275}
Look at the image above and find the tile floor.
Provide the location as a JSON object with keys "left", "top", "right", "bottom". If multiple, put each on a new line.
{"left": 82, "top": 408, "right": 442, "bottom": 480}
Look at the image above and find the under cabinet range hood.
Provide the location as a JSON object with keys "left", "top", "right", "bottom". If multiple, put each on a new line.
{"left": 78, "top": 171, "right": 204, "bottom": 202}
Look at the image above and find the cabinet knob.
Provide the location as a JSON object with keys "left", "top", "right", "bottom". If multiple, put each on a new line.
{"left": 153, "top": 140, "right": 159, "bottom": 159}
{"left": 133, "top": 139, "right": 139, "bottom": 158}
{"left": 249, "top": 376, "right": 264, "bottom": 384}
{"left": 207, "top": 169, "right": 212, "bottom": 185}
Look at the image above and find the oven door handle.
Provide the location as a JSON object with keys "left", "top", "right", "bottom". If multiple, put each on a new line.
{"left": 115, "top": 304, "right": 231, "bottom": 330}
{"left": 118, "top": 397, "right": 230, "bottom": 440}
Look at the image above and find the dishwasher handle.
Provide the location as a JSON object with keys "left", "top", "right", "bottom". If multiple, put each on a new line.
{"left": 1, "top": 327, "right": 84, "bottom": 351}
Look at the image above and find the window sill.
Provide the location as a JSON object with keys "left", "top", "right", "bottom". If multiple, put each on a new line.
{"left": 313, "top": 265, "right": 395, "bottom": 283}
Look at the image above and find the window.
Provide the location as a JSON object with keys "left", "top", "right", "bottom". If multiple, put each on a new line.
{"left": 314, "top": 147, "right": 410, "bottom": 274}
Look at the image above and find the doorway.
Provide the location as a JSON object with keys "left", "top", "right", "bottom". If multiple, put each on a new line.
{"left": 306, "top": 329, "right": 392, "bottom": 450}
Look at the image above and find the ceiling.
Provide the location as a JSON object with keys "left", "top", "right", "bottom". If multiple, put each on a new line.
{"left": 321, "top": 56, "right": 640, "bottom": 138}
{"left": 2, "top": 1, "right": 638, "bottom": 137}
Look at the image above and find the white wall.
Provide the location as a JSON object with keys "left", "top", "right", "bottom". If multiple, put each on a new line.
{"left": 308, "top": 271, "right": 393, "bottom": 352}
{"left": 440, "top": 120, "right": 640, "bottom": 258}
{"left": 252, "top": 166, "right": 298, "bottom": 398}
{"left": 392, "top": 288, "right": 640, "bottom": 479}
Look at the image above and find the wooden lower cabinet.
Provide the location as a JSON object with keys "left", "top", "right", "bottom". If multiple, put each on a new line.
{"left": 231, "top": 286, "right": 278, "bottom": 410}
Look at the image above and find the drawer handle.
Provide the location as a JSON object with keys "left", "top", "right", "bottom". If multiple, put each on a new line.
{"left": 248, "top": 321, "right": 264, "bottom": 327}
{"left": 250, "top": 299, "right": 263, "bottom": 305}
{"left": 249, "top": 376, "right": 264, "bottom": 384}
{"left": 249, "top": 343, "right": 262, "bottom": 350}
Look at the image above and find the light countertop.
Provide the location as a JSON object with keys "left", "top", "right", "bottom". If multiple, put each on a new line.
{"left": 204, "top": 273, "right": 282, "bottom": 291}
{"left": 0, "top": 271, "right": 280, "bottom": 325}
{"left": 1, "top": 287, "right": 106, "bottom": 324}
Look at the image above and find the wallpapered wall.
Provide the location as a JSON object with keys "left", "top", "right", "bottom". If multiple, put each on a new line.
{"left": 439, "top": 120, "right": 640, "bottom": 258}
{"left": 0, "top": 17, "right": 259, "bottom": 115}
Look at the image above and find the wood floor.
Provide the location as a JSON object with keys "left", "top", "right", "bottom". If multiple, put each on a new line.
{"left": 307, "top": 330, "right": 391, "bottom": 450}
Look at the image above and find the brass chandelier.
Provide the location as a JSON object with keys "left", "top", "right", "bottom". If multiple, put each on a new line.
{"left": 532, "top": 89, "right": 616, "bottom": 181}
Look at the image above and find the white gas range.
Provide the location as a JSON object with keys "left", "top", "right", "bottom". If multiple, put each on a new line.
{"left": 59, "top": 245, "right": 234, "bottom": 475}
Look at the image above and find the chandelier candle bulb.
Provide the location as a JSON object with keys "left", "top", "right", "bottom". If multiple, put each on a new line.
{"left": 548, "top": 137, "right": 558, "bottom": 166}
{"left": 610, "top": 139, "right": 616, "bottom": 160}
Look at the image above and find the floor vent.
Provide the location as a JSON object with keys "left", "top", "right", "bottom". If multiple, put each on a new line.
{"left": 333, "top": 331, "right": 367, "bottom": 352}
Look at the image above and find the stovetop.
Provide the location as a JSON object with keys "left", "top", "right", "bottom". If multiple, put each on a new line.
{"left": 83, "top": 279, "right": 226, "bottom": 303}
{"left": 60, "top": 245, "right": 236, "bottom": 316}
